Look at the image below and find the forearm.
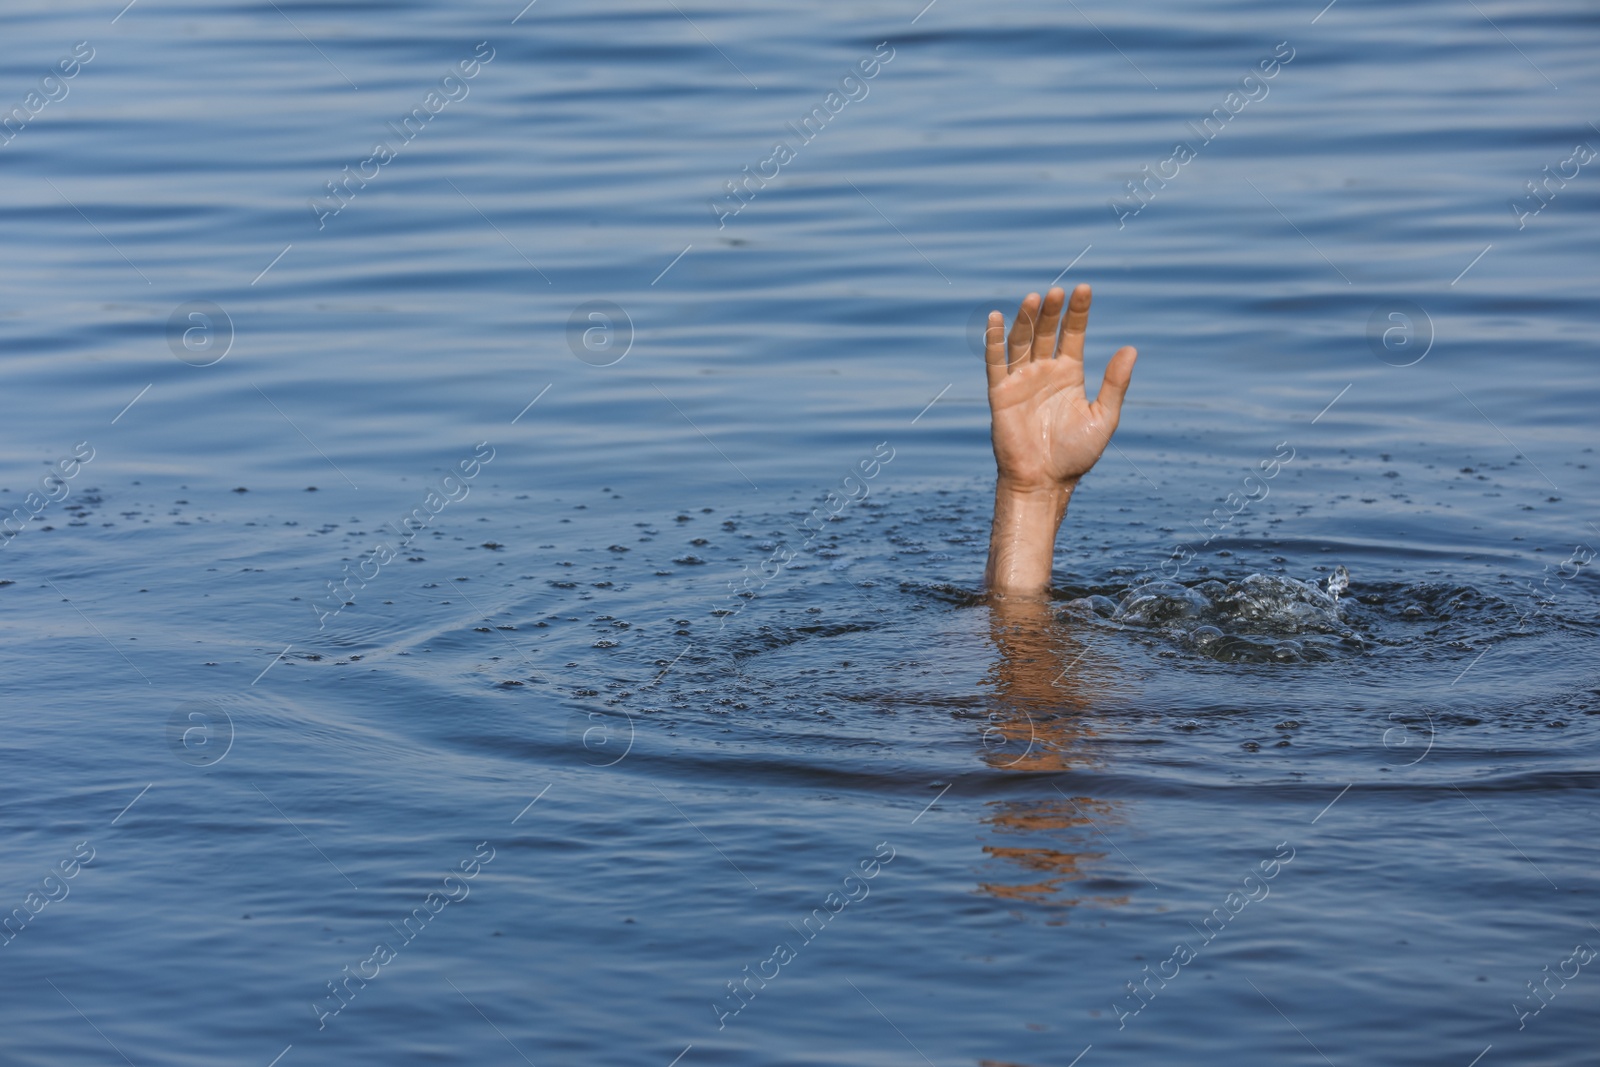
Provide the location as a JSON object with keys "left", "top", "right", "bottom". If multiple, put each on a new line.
{"left": 983, "top": 477, "right": 1074, "bottom": 598}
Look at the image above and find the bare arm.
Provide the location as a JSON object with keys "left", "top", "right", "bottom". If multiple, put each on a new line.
{"left": 983, "top": 284, "right": 1137, "bottom": 599}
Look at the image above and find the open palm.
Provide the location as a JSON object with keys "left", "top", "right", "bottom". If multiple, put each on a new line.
{"left": 985, "top": 284, "right": 1137, "bottom": 492}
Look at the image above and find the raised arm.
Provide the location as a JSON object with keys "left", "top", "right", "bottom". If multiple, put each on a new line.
{"left": 983, "top": 283, "right": 1137, "bottom": 599}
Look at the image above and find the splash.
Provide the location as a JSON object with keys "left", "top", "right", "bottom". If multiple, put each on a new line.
{"left": 1064, "top": 571, "right": 1364, "bottom": 663}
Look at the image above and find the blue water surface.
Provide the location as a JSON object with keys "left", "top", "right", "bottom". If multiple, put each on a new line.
{"left": 1, "top": 0, "right": 1598, "bottom": 1065}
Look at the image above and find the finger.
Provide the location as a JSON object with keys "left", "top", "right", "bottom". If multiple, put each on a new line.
{"left": 1055, "top": 284, "right": 1093, "bottom": 379}
{"left": 1007, "top": 292, "right": 1041, "bottom": 367}
{"left": 1030, "top": 287, "right": 1067, "bottom": 363}
{"left": 1092, "top": 345, "right": 1138, "bottom": 422}
{"left": 984, "top": 311, "right": 1007, "bottom": 389}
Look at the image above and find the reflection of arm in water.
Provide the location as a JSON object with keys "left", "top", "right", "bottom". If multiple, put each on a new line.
{"left": 983, "top": 284, "right": 1137, "bottom": 599}
{"left": 978, "top": 596, "right": 1130, "bottom": 907}
{"left": 983, "top": 594, "right": 1103, "bottom": 770}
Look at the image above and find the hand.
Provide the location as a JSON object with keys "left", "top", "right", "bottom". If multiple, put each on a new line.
{"left": 985, "top": 284, "right": 1137, "bottom": 493}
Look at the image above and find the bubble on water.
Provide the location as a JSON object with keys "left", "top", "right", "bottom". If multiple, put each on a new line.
{"left": 1084, "top": 594, "right": 1119, "bottom": 617}
{"left": 1061, "top": 594, "right": 1118, "bottom": 619}
{"left": 1113, "top": 581, "right": 1211, "bottom": 626}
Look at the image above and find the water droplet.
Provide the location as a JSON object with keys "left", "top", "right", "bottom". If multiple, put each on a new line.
{"left": 1327, "top": 565, "right": 1350, "bottom": 600}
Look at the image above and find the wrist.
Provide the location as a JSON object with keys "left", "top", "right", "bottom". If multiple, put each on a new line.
{"left": 985, "top": 476, "right": 1074, "bottom": 599}
{"left": 995, "top": 476, "right": 1076, "bottom": 504}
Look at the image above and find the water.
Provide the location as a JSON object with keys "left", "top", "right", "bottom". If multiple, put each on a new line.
{"left": 1, "top": 0, "right": 1597, "bottom": 1064}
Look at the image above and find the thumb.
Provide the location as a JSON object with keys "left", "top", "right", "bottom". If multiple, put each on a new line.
{"left": 1094, "top": 346, "right": 1137, "bottom": 419}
